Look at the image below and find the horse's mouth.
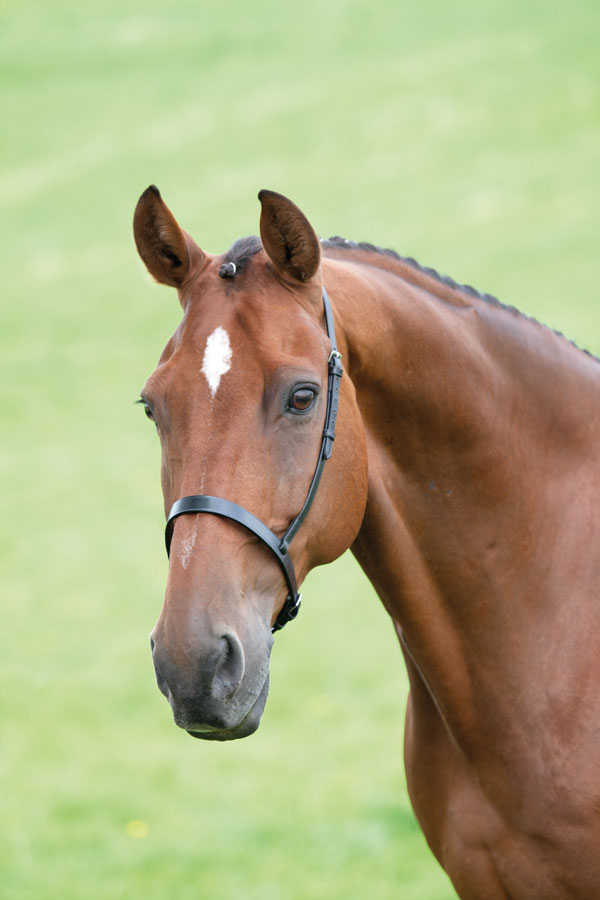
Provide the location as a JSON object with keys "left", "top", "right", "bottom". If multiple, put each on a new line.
{"left": 184, "top": 673, "right": 270, "bottom": 742}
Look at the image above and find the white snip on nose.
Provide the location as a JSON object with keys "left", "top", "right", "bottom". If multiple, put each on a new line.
{"left": 201, "top": 326, "right": 232, "bottom": 397}
{"left": 179, "top": 528, "right": 197, "bottom": 569}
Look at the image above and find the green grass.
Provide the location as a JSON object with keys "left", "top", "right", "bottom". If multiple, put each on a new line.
{"left": 2, "top": 0, "right": 599, "bottom": 897}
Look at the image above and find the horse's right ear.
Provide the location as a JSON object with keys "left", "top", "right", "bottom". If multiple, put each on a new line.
{"left": 133, "top": 186, "right": 202, "bottom": 287}
{"left": 258, "top": 190, "right": 321, "bottom": 282}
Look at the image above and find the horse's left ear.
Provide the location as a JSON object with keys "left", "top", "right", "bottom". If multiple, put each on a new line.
{"left": 133, "top": 185, "right": 203, "bottom": 288}
{"left": 258, "top": 190, "right": 321, "bottom": 282}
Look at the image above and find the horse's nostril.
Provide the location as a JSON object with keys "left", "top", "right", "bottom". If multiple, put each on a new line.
{"left": 150, "top": 635, "right": 155, "bottom": 652}
{"left": 212, "top": 633, "right": 245, "bottom": 701}
{"left": 150, "top": 630, "right": 247, "bottom": 715}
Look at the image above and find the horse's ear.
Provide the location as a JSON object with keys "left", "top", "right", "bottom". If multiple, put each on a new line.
{"left": 258, "top": 190, "right": 320, "bottom": 282}
{"left": 133, "top": 185, "right": 202, "bottom": 287}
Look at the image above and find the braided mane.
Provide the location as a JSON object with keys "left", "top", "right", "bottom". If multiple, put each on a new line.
{"left": 320, "top": 235, "right": 596, "bottom": 362}
{"left": 320, "top": 235, "right": 508, "bottom": 310}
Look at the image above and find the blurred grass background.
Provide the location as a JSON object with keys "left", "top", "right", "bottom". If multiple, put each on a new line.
{"left": 2, "top": 0, "right": 599, "bottom": 897}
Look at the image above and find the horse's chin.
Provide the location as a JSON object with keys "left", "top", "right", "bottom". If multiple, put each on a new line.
{"left": 185, "top": 673, "right": 269, "bottom": 742}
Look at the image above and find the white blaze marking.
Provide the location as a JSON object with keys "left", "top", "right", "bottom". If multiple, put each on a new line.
{"left": 201, "top": 326, "right": 232, "bottom": 397}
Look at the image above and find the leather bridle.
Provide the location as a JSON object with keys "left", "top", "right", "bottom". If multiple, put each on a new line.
{"left": 164, "top": 287, "right": 343, "bottom": 633}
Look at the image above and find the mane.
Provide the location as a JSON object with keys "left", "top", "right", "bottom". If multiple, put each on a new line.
{"left": 320, "top": 236, "right": 597, "bottom": 363}
{"left": 320, "top": 235, "right": 510, "bottom": 310}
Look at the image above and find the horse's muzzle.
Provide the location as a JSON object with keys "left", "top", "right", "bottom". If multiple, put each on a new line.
{"left": 150, "top": 629, "right": 271, "bottom": 741}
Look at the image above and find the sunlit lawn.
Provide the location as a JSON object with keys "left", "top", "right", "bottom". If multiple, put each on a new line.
{"left": 2, "top": 0, "right": 599, "bottom": 896}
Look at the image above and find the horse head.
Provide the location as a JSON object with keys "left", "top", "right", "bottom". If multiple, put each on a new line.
{"left": 134, "top": 187, "right": 368, "bottom": 740}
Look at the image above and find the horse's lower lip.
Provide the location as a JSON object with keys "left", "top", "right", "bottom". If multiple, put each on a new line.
{"left": 185, "top": 713, "right": 257, "bottom": 741}
{"left": 185, "top": 705, "right": 256, "bottom": 741}
{"left": 184, "top": 674, "right": 269, "bottom": 742}
{"left": 186, "top": 727, "right": 253, "bottom": 741}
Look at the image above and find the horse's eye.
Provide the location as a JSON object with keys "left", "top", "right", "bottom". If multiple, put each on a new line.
{"left": 137, "top": 399, "right": 155, "bottom": 421}
{"left": 289, "top": 388, "right": 316, "bottom": 413}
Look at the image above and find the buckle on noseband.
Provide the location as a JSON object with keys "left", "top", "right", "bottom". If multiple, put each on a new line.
{"left": 272, "top": 593, "right": 302, "bottom": 633}
{"left": 164, "top": 287, "right": 341, "bottom": 634}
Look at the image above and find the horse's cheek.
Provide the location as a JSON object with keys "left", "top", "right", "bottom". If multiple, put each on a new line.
{"left": 311, "top": 392, "right": 368, "bottom": 567}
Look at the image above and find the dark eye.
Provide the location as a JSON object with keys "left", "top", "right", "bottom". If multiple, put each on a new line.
{"left": 289, "top": 387, "right": 316, "bottom": 413}
{"left": 136, "top": 398, "right": 155, "bottom": 421}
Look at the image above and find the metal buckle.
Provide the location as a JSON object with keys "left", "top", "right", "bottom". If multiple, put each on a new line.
{"left": 328, "top": 350, "right": 342, "bottom": 363}
{"left": 272, "top": 593, "right": 302, "bottom": 633}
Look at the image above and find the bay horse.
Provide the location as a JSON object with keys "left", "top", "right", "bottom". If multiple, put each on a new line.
{"left": 134, "top": 186, "right": 600, "bottom": 899}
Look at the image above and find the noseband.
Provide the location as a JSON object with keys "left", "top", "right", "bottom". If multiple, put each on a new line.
{"left": 164, "top": 287, "right": 343, "bottom": 633}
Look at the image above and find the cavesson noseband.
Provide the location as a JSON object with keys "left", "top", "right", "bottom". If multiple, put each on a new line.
{"left": 164, "top": 287, "right": 343, "bottom": 633}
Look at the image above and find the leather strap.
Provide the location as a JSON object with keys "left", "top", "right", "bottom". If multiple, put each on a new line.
{"left": 165, "top": 495, "right": 299, "bottom": 601}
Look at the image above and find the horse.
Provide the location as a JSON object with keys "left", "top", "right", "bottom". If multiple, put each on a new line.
{"left": 133, "top": 185, "right": 600, "bottom": 899}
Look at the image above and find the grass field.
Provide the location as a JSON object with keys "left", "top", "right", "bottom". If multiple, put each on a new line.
{"left": 2, "top": 1, "right": 599, "bottom": 897}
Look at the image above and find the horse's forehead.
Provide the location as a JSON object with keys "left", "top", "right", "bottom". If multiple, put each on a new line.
{"left": 180, "top": 274, "right": 324, "bottom": 365}
{"left": 149, "top": 287, "right": 318, "bottom": 412}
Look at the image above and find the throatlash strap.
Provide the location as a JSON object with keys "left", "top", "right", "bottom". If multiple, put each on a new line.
{"left": 165, "top": 287, "right": 342, "bottom": 633}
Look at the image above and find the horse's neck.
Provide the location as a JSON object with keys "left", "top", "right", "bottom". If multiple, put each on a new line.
{"left": 329, "top": 255, "right": 600, "bottom": 750}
